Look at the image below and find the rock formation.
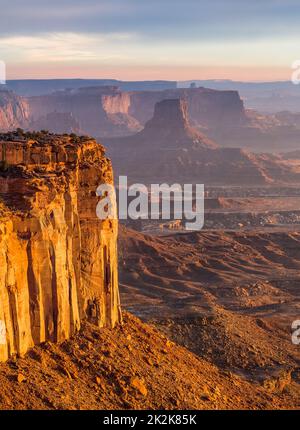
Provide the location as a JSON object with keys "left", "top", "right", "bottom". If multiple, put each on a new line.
{"left": 3, "top": 84, "right": 300, "bottom": 153}
{"left": 0, "top": 90, "right": 29, "bottom": 131}
{"left": 136, "top": 98, "right": 217, "bottom": 149}
{"left": 26, "top": 87, "right": 141, "bottom": 138}
{"left": 128, "top": 87, "right": 247, "bottom": 129}
{"left": 22, "top": 86, "right": 246, "bottom": 138}
{"left": 29, "top": 112, "right": 81, "bottom": 135}
{"left": 5, "top": 79, "right": 177, "bottom": 97}
{"left": 0, "top": 132, "right": 121, "bottom": 362}
{"left": 105, "top": 98, "right": 300, "bottom": 185}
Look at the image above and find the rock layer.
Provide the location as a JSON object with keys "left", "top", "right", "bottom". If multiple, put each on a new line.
{"left": 23, "top": 86, "right": 246, "bottom": 138}
{"left": 0, "top": 132, "right": 121, "bottom": 361}
{"left": 138, "top": 98, "right": 217, "bottom": 149}
{"left": 105, "top": 99, "right": 300, "bottom": 185}
{"left": 128, "top": 87, "right": 247, "bottom": 128}
{"left": 0, "top": 90, "right": 29, "bottom": 131}
{"left": 27, "top": 87, "right": 141, "bottom": 137}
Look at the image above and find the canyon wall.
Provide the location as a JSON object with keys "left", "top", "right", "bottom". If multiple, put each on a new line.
{"left": 105, "top": 98, "right": 300, "bottom": 185}
{"left": 134, "top": 98, "right": 218, "bottom": 149}
{"left": 6, "top": 79, "right": 177, "bottom": 97}
{"left": 128, "top": 87, "right": 247, "bottom": 128}
{"left": 0, "top": 133, "right": 121, "bottom": 361}
{"left": 0, "top": 90, "right": 29, "bottom": 131}
{"left": 27, "top": 87, "right": 141, "bottom": 137}
{"left": 24, "top": 86, "right": 246, "bottom": 138}
{"left": 3, "top": 85, "right": 292, "bottom": 152}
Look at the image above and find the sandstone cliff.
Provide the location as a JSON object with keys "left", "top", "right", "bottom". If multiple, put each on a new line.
{"left": 27, "top": 87, "right": 141, "bottom": 137}
{"left": 24, "top": 86, "right": 246, "bottom": 138}
{"left": 105, "top": 98, "right": 300, "bottom": 185}
{"left": 138, "top": 98, "right": 217, "bottom": 149}
{"left": 128, "top": 87, "right": 247, "bottom": 128}
{"left": 0, "top": 90, "right": 29, "bottom": 131}
{"left": 0, "top": 132, "right": 121, "bottom": 362}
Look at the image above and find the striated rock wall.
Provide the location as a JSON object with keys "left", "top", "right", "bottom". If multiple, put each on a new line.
{"left": 27, "top": 87, "right": 141, "bottom": 137}
{"left": 105, "top": 99, "right": 300, "bottom": 185}
{"left": 0, "top": 133, "right": 121, "bottom": 361}
{"left": 128, "top": 87, "right": 247, "bottom": 128}
{"left": 25, "top": 86, "right": 246, "bottom": 137}
{"left": 137, "top": 98, "right": 218, "bottom": 149}
{"left": 102, "top": 91, "right": 131, "bottom": 115}
{"left": 146, "top": 98, "right": 189, "bottom": 130}
{"left": 0, "top": 90, "right": 29, "bottom": 131}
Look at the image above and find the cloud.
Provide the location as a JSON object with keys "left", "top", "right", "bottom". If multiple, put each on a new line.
{"left": 1, "top": 0, "right": 300, "bottom": 41}
{"left": 0, "top": 32, "right": 137, "bottom": 64}
{"left": 0, "top": 0, "right": 299, "bottom": 80}
{"left": 1, "top": 29, "right": 297, "bottom": 70}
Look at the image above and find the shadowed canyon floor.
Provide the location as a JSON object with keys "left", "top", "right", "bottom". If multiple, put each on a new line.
{"left": 105, "top": 99, "right": 300, "bottom": 186}
{"left": 118, "top": 226, "right": 300, "bottom": 407}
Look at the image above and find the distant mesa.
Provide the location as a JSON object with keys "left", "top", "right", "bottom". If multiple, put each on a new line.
{"left": 127, "top": 86, "right": 246, "bottom": 130}
{"left": 3, "top": 83, "right": 300, "bottom": 153}
{"left": 4, "top": 79, "right": 177, "bottom": 97}
{"left": 26, "top": 86, "right": 142, "bottom": 138}
{"left": 105, "top": 98, "right": 300, "bottom": 186}
{"left": 0, "top": 84, "right": 247, "bottom": 138}
{"left": 136, "top": 98, "right": 218, "bottom": 150}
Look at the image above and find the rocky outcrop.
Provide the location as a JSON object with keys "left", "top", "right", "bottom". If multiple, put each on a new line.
{"left": 102, "top": 91, "right": 131, "bottom": 115}
{"left": 138, "top": 98, "right": 217, "bottom": 149}
{"left": 5, "top": 84, "right": 300, "bottom": 153}
{"left": 24, "top": 86, "right": 246, "bottom": 138}
{"left": 128, "top": 87, "right": 247, "bottom": 129}
{"left": 27, "top": 87, "right": 141, "bottom": 138}
{"left": 0, "top": 90, "right": 29, "bottom": 131}
{"left": 105, "top": 99, "right": 300, "bottom": 185}
{"left": 0, "top": 132, "right": 121, "bottom": 361}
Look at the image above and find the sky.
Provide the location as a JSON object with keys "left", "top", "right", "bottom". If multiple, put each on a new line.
{"left": 0, "top": 0, "right": 299, "bottom": 81}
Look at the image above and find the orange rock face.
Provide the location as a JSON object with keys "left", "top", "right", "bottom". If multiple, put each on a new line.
{"left": 0, "top": 133, "right": 121, "bottom": 361}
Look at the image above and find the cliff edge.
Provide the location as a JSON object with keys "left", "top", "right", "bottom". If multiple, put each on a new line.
{"left": 0, "top": 131, "right": 121, "bottom": 362}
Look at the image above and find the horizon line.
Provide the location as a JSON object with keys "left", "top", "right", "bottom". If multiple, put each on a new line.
{"left": 3, "top": 77, "right": 293, "bottom": 84}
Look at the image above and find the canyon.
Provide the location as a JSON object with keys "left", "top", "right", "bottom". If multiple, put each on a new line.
{"left": 0, "top": 86, "right": 300, "bottom": 410}
{"left": 3, "top": 83, "right": 300, "bottom": 153}
{"left": 0, "top": 131, "right": 121, "bottom": 362}
{"left": 118, "top": 226, "right": 300, "bottom": 407}
{"left": 105, "top": 98, "right": 300, "bottom": 185}
{"left": 26, "top": 86, "right": 141, "bottom": 138}
{"left": 24, "top": 86, "right": 246, "bottom": 138}
{"left": 0, "top": 85, "right": 247, "bottom": 138}
{"left": 0, "top": 90, "right": 29, "bottom": 131}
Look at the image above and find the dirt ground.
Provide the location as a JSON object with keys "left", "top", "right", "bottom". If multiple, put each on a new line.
{"left": 118, "top": 228, "right": 300, "bottom": 408}
{"left": 0, "top": 312, "right": 298, "bottom": 410}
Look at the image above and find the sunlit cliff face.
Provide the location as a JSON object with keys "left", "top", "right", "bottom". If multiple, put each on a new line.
{"left": 0, "top": 132, "right": 121, "bottom": 362}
